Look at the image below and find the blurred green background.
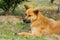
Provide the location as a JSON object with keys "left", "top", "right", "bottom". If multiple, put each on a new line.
{"left": 0, "top": 0, "right": 60, "bottom": 40}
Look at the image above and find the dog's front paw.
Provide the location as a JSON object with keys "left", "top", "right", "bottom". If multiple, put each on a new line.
{"left": 14, "top": 33, "right": 18, "bottom": 35}
{"left": 14, "top": 33, "right": 24, "bottom": 36}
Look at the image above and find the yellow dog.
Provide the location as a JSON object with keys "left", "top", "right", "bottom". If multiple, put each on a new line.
{"left": 15, "top": 5, "right": 60, "bottom": 36}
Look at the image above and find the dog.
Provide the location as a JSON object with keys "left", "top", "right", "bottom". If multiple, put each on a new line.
{"left": 15, "top": 5, "right": 60, "bottom": 36}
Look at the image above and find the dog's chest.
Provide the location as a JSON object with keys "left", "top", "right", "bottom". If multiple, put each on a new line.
{"left": 31, "top": 27, "right": 41, "bottom": 34}
{"left": 30, "top": 23, "right": 51, "bottom": 34}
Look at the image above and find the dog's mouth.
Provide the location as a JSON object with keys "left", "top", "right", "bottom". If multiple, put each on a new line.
{"left": 23, "top": 19, "right": 31, "bottom": 23}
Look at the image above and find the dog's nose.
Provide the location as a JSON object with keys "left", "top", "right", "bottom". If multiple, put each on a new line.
{"left": 23, "top": 19, "right": 31, "bottom": 23}
{"left": 23, "top": 19, "right": 26, "bottom": 22}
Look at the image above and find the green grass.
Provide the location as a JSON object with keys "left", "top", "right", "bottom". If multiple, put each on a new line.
{"left": 0, "top": 34, "right": 45, "bottom": 40}
{"left": 0, "top": 16, "right": 60, "bottom": 40}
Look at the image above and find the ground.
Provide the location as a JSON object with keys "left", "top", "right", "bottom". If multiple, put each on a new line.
{"left": 0, "top": 16, "right": 60, "bottom": 40}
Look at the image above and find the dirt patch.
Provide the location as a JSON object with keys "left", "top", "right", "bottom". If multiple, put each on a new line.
{"left": 0, "top": 16, "right": 21, "bottom": 24}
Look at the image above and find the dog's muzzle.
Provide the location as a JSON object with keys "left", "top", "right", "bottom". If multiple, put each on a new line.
{"left": 23, "top": 19, "right": 31, "bottom": 23}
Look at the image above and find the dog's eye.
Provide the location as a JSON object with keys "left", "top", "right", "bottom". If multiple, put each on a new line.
{"left": 28, "top": 15, "right": 31, "bottom": 17}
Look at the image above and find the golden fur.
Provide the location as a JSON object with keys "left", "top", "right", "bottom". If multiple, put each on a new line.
{"left": 15, "top": 5, "right": 60, "bottom": 36}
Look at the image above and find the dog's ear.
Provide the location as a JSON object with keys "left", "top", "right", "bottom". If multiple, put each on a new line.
{"left": 24, "top": 5, "right": 30, "bottom": 10}
{"left": 33, "top": 9, "right": 39, "bottom": 15}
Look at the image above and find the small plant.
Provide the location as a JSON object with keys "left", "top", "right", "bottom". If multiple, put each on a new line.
{"left": 0, "top": 0, "right": 27, "bottom": 15}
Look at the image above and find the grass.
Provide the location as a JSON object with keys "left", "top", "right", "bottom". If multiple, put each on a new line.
{"left": 0, "top": 16, "right": 60, "bottom": 40}
{"left": 0, "top": 16, "right": 46, "bottom": 40}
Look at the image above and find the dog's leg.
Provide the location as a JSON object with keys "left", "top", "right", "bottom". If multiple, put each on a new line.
{"left": 15, "top": 32, "right": 32, "bottom": 36}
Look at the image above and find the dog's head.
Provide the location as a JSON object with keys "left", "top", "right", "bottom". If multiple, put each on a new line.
{"left": 23, "top": 5, "right": 39, "bottom": 23}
